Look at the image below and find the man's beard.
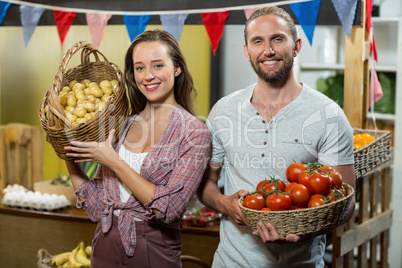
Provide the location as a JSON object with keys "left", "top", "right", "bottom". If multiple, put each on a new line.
{"left": 250, "top": 57, "right": 293, "bottom": 83}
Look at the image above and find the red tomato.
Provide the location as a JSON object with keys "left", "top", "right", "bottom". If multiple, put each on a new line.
{"left": 285, "top": 182, "right": 298, "bottom": 194}
{"left": 299, "top": 172, "right": 311, "bottom": 187}
{"left": 286, "top": 163, "right": 307, "bottom": 183}
{"left": 318, "top": 165, "right": 335, "bottom": 174}
{"left": 290, "top": 184, "right": 311, "bottom": 206}
{"left": 266, "top": 194, "right": 293, "bottom": 211}
{"left": 256, "top": 179, "right": 286, "bottom": 195}
{"left": 325, "top": 188, "right": 345, "bottom": 203}
{"left": 307, "top": 173, "right": 332, "bottom": 194}
{"left": 256, "top": 180, "right": 270, "bottom": 191}
{"left": 308, "top": 194, "right": 326, "bottom": 208}
{"left": 243, "top": 194, "right": 266, "bottom": 210}
{"left": 328, "top": 171, "right": 343, "bottom": 189}
{"left": 261, "top": 207, "right": 272, "bottom": 211}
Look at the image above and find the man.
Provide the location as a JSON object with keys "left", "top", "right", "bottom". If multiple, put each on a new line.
{"left": 197, "top": 6, "right": 355, "bottom": 267}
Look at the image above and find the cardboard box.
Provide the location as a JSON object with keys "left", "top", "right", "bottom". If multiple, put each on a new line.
{"left": 34, "top": 181, "right": 77, "bottom": 205}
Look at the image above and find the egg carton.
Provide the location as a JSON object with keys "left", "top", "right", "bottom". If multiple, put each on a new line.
{"left": 1, "top": 190, "right": 71, "bottom": 211}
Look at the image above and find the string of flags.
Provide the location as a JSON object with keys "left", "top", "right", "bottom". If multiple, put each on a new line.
{"left": 0, "top": 0, "right": 375, "bottom": 58}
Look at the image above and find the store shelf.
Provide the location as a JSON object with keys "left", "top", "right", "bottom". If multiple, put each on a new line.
{"left": 367, "top": 112, "right": 396, "bottom": 122}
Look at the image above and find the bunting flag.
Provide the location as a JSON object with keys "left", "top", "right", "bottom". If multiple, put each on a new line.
{"left": 331, "top": 0, "right": 358, "bottom": 39}
{"left": 0, "top": 1, "right": 11, "bottom": 25}
{"left": 160, "top": 14, "right": 188, "bottom": 42}
{"left": 201, "top": 11, "right": 230, "bottom": 56}
{"left": 368, "top": 63, "right": 383, "bottom": 108}
{"left": 244, "top": 8, "right": 258, "bottom": 20}
{"left": 54, "top": 10, "right": 77, "bottom": 46}
{"left": 366, "top": 0, "right": 378, "bottom": 62}
{"left": 290, "top": 0, "right": 321, "bottom": 46}
{"left": 123, "top": 15, "right": 152, "bottom": 42}
{"left": 20, "top": 5, "right": 44, "bottom": 47}
{"left": 86, "top": 13, "right": 112, "bottom": 48}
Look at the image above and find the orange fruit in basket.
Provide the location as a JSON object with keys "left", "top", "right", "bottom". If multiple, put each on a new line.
{"left": 361, "top": 133, "right": 374, "bottom": 145}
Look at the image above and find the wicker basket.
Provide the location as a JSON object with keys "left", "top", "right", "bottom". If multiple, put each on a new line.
{"left": 238, "top": 183, "right": 354, "bottom": 236}
{"left": 38, "top": 41, "right": 129, "bottom": 160}
{"left": 353, "top": 128, "right": 391, "bottom": 178}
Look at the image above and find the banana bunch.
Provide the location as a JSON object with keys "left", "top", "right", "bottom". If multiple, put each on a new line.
{"left": 51, "top": 242, "right": 92, "bottom": 268}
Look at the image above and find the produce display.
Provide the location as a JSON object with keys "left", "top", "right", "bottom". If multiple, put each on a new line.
{"left": 353, "top": 132, "right": 375, "bottom": 150}
{"left": 45, "top": 79, "right": 119, "bottom": 128}
{"left": 242, "top": 162, "right": 347, "bottom": 211}
{"left": 50, "top": 242, "right": 91, "bottom": 268}
{"left": 182, "top": 206, "right": 219, "bottom": 227}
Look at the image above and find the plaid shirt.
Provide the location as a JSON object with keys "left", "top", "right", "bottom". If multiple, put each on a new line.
{"left": 75, "top": 105, "right": 211, "bottom": 256}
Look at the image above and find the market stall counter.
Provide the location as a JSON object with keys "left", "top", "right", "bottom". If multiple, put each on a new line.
{"left": 0, "top": 202, "right": 219, "bottom": 268}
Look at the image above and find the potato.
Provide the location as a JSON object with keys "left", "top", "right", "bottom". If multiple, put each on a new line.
{"left": 100, "top": 80, "right": 112, "bottom": 88}
{"left": 83, "top": 101, "right": 96, "bottom": 113}
{"left": 101, "top": 94, "right": 112, "bottom": 102}
{"left": 58, "top": 95, "right": 67, "bottom": 106}
{"left": 76, "top": 91, "right": 87, "bottom": 101}
{"left": 102, "top": 86, "right": 113, "bottom": 95}
{"left": 88, "top": 82, "right": 99, "bottom": 89}
{"left": 91, "top": 87, "right": 104, "bottom": 98}
{"left": 87, "top": 95, "right": 97, "bottom": 103}
{"left": 62, "top": 86, "right": 71, "bottom": 93}
{"left": 69, "top": 80, "right": 79, "bottom": 89}
{"left": 74, "top": 107, "right": 87, "bottom": 118}
{"left": 73, "top": 83, "right": 85, "bottom": 92}
{"left": 81, "top": 79, "right": 91, "bottom": 88}
{"left": 67, "top": 113, "right": 78, "bottom": 123}
{"left": 67, "top": 95, "right": 77, "bottom": 107}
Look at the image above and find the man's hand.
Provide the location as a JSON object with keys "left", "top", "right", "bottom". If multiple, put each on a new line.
{"left": 218, "top": 190, "right": 250, "bottom": 226}
{"left": 253, "top": 222, "right": 301, "bottom": 243}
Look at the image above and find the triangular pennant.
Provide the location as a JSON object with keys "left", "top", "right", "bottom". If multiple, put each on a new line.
{"left": 86, "top": 13, "right": 112, "bottom": 48}
{"left": 331, "top": 0, "right": 358, "bottom": 39}
{"left": 366, "top": 0, "right": 378, "bottom": 62}
{"left": 123, "top": 15, "right": 152, "bottom": 42}
{"left": 20, "top": 5, "right": 45, "bottom": 47}
{"left": 160, "top": 14, "right": 188, "bottom": 42}
{"left": 201, "top": 11, "right": 230, "bottom": 56}
{"left": 369, "top": 64, "right": 383, "bottom": 108}
{"left": 0, "top": 1, "right": 11, "bottom": 25}
{"left": 54, "top": 10, "right": 77, "bottom": 46}
{"left": 244, "top": 8, "right": 258, "bottom": 20}
{"left": 290, "top": 0, "right": 321, "bottom": 46}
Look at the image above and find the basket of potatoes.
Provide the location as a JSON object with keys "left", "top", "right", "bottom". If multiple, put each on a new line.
{"left": 39, "top": 41, "right": 130, "bottom": 160}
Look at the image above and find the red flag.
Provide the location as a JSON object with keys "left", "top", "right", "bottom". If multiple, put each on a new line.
{"left": 201, "top": 11, "right": 230, "bottom": 56}
{"left": 54, "top": 10, "right": 77, "bottom": 46}
{"left": 366, "top": 0, "right": 378, "bottom": 61}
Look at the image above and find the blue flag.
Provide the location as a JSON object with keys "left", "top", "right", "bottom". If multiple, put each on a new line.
{"left": 160, "top": 14, "right": 188, "bottom": 42}
{"left": 124, "top": 15, "right": 152, "bottom": 42}
{"left": 0, "top": 1, "right": 11, "bottom": 25}
{"left": 20, "top": 5, "right": 45, "bottom": 47}
{"left": 290, "top": 0, "right": 321, "bottom": 46}
{"left": 331, "top": 0, "right": 358, "bottom": 39}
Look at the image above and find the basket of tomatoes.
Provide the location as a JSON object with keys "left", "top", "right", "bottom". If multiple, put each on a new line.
{"left": 238, "top": 162, "right": 354, "bottom": 236}
{"left": 353, "top": 128, "right": 391, "bottom": 178}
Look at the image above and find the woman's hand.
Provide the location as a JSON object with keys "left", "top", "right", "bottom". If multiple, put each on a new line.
{"left": 64, "top": 129, "right": 118, "bottom": 167}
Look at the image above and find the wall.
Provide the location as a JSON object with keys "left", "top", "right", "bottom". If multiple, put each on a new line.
{"left": 0, "top": 24, "right": 211, "bottom": 181}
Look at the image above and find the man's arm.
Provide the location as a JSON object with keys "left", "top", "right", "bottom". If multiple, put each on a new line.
{"left": 197, "top": 161, "right": 249, "bottom": 225}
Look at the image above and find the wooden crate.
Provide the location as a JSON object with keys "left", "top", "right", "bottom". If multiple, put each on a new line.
{"left": 0, "top": 123, "right": 43, "bottom": 191}
{"left": 330, "top": 158, "right": 393, "bottom": 268}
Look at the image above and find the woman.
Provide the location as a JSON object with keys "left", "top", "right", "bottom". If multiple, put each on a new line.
{"left": 64, "top": 29, "right": 211, "bottom": 267}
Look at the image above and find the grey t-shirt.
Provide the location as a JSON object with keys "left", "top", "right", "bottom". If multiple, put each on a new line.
{"left": 206, "top": 83, "right": 354, "bottom": 268}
